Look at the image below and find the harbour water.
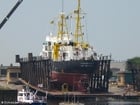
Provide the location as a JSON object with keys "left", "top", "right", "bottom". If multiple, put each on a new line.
{"left": 1, "top": 85, "right": 140, "bottom": 105}
{"left": 47, "top": 98, "right": 140, "bottom": 105}
{"left": 1, "top": 97, "right": 140, "bottom": 105}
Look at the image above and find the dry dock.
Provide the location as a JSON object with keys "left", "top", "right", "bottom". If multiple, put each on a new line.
{"left": 0, "top": 79, "right": 140, "bottom": 103}
{"left": 19, "top": 79, "right": 140, "bottom": 100}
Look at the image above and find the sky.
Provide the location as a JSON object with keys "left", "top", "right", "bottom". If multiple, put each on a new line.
{"left": 0, "top": 0, "right": 140, "bottom": 65}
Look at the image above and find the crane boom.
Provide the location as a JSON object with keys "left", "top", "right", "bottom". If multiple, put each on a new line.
{"left": 0, "top": 0, "right": 23, "bottom": 30}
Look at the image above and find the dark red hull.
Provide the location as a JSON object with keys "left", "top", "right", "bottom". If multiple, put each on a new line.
{"left": 51, "top": 71, "right": 89, "bottom": 92}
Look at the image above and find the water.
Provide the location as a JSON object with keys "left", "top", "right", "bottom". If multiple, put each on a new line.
{"left": 1, "top": 99, "right": 140, "bottom": 105}
{"left": 47, "top": 97, "right": 140, "bottom": 105}
{"left": 1, "top": 91, "right": 140, "bottom": 105}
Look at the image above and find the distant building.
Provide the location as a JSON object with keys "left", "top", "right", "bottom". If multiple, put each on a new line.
{"left": 7, "top": 66, "right": 21, "bottom": 84}
{"left": 117, "top": 71, "right": 133, "bottom": 87}
{"left": 109, "top": 61, "right": 127, "bottom": 85}
{"left": 0, "top": 64, "right": 8, "bottom": 80}
{"left": 110, "top": 61, "right": 133, "bottom": 87}
{"left": 110, "top": 60, "right": 126, "bottom": 72}
{"left": 0, "top": 64, "right": 21, "bottom": 83}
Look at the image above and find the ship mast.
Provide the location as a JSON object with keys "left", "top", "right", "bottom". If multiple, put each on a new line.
{"left": 74, "top": 0, "right": 83, "bottom": 45}
{"left": 57, "top": 0, "right": 68, "bottom": 41}
{"left": 53, "top": 0, "right": 68, "bottom": 61}
{"left": 58, "top": 13, "right": 64, "bottom": 40}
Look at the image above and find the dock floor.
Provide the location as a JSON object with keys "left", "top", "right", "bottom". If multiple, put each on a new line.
{"left": 1, "top": 79, "right": 140, "bottom": 99}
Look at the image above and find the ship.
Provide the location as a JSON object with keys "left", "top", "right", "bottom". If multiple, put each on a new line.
{"left": 39, "top": 0, "right": 98, "bottom": 92}
{"left": 16, "top": 0, "right": 111, "bottom": 94}
{"left": 17, "top": 86, "right": 47, "bottom": 105}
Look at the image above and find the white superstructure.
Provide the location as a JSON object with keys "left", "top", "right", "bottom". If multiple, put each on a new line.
{"left": 40, "top": 0, "right": 97, "bottom": 61}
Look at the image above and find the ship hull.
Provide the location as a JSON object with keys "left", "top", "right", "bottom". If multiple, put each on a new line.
{"left": 52, "top": 60, "right": 98, "bottom": 74}
{"left": 50, "top": 60, "right": 98, "bottom": 92}
{"left": 51, "top": 71, "right": 89, "bottom": 92}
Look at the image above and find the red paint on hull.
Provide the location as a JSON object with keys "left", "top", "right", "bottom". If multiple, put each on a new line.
{"left": 51, "top": 71, "right": 89, "bottom": 92}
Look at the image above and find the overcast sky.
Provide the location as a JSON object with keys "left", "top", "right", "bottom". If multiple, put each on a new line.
{"left": 0, "top": 0, "right": 140, "bottom": 65}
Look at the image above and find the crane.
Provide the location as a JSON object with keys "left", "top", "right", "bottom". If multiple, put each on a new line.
{"left": 0, "top": 0, "right": 23, "bottom": 30}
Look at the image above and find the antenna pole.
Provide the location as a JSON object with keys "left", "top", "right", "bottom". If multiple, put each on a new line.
{"left": 62, "top": 0, "right": 64, "bottom": 12}
{"left": 75, "top": 0, "right": 83, "bottom": 44}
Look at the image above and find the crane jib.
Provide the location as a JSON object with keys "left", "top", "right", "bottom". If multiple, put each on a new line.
{"left": 0, "top": 0, "right": 23, "bottom": 30}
